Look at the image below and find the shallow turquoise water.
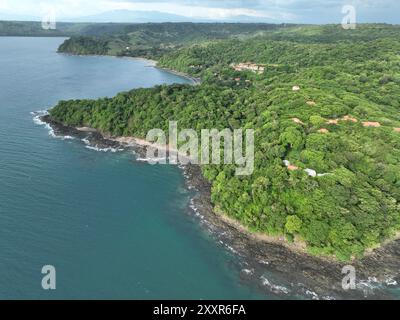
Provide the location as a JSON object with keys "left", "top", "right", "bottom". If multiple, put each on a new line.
{"left": 0, "top": 37, "right": 264, "bottom": 299}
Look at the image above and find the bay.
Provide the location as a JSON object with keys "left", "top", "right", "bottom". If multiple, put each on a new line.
{"left": 0, "top": 37, "right": 265, "bottom": 299}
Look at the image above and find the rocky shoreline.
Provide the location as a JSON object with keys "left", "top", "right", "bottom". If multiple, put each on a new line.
{"left": 183, "top": 164, "right": 400, "bottom": 299}
{"left": 42, "top": 115, "right": 400, "bottom": 299}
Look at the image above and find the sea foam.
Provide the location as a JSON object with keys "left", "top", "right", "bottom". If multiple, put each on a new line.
{"left": 260, "top": 276, "right": 290, "bottom": 295}
{"left": 32, "top": 110, "right": 75, "bottom": 140}
{"left": 85, "top": 145, "right": 124, "bottom": 153}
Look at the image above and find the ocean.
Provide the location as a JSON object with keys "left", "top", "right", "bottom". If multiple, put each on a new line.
{"left": 0, "top": 37, "right": 267, "bottom": 299}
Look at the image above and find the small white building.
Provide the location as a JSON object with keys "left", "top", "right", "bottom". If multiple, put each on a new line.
{"left": 305, "top": 169, "right": 317, "bottom": 177}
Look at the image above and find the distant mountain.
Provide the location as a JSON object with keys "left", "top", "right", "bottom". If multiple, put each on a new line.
{"left": 64, "top": 10, "right": 269, "bottom": 24}
{"left": 67, "top": 10, "right": 207, "bottom": 23}
{"left": 0, "top": 9, "right": 275, "bottom": 24}
{"left": 222, "top": 15, "right": 273, "bottom": 23}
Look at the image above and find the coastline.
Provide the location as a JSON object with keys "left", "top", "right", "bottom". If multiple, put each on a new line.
{"left": 58, "top": 52, "right": 157, "bottom": 65}
{"left": 182, "top": 164, "right": 400, "bottom": 299}
{"left": 154, "top": 66, "right": 201, "bottom": 85}
{"left": 41, "top": 115, "right": 400, "bottom": 299}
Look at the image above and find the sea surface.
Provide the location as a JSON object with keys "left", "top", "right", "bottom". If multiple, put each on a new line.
{"left": 0, "top": 37, "right": 267, "bottom": 299}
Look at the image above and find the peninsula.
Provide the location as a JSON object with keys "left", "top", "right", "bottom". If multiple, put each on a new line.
{"left": 48, "top": 23, "right": 400, "bottom": 263}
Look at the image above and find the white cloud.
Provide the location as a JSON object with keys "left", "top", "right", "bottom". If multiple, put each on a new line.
{"left": 0, "top": 0, "right": 295, "bottom": 21}
{"left": 0, "top": 0, "right": 397, "bottom": 22}
{"left": 0, "top": 0, "right": 9, "bottom": 10}
{"left": 107, "top": 1, "right": 294, "bottom": 20}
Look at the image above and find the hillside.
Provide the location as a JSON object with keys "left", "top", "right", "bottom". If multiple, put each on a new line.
{"left": 57, "top": 23, "right": 289, "bottom": 58}
{"left": 49, "top": 24, "right": 400, "bottom": 261}
{"left": 0, "top": 21, "right": 121, "bottom": 37}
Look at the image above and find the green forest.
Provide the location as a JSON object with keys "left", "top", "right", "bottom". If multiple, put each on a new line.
{"left": 49, "top": 24, "right": 400, "bottom": 261}
{"left": 0, "top": 21, "right": 98, "bottom": 37}
{"left": 57, "top": 22, "right": 288, "bottom": 58}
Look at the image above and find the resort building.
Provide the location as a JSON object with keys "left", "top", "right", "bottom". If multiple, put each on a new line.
{"left": 362, "top": 122, "right": 381, "bottom": 127}
{"left": 342, "top": 115, "right": 358, "bottom": 123}
{"left": 231, "top": 62, "right": 265, "bottom": 74}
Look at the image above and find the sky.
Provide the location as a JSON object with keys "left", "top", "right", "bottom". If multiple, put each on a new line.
{"left": 0, "top": 0, "right": 398, "bottom": 24}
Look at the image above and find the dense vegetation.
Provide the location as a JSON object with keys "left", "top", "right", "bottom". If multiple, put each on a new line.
{"left": 49, "top": 24, "right": 400, "bottom": 261}
{"left": 58, "top": 36, "right": 110, "bottom": 55}
{"left": 57, "top": 23, "right": 287, "bottom": 58}
{"left": 1, "top": 20, "right": 219, "bottom": 37}
{"left": 0, "top": 21, "right": 97, "bottom": 37}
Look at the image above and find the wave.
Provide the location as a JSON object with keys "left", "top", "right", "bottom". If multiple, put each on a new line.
{"left": 81, "top": 138, "right": 91, "bottom": 145}
{"left": 260, "top": 276, "right": 290, "bottom": 295}
{"left": 241, "top": 269, "right": 254, "bottom": 276}
{"left": 32, "top": 111, "right": 48, "bottom": 126}
{"left": 32, "top": 110, "right": 75, "bottom": 140}
{"left": 219, "top": 240, "right": 238, "bottom": 255}
{"left": 178, "top": 167, "right": 198, "bottom": 192}
{"left": 85, "top": 145, "right": 124, "bottom": 153}
{"left": 81, "top": 138, "right": 123, "bottom": 152}
{"left": 189, "top": 198, "right": 205, "bottom": 219}
{"left": 385, "top": 277, "right": 398, "bottom": 287}
{"left": 135, "top": 157, "right": 167, "bottom": 163}
{"left": 49, "top": 130, "right": 75, "bottom": 140}
{"left": 32, "top": 112, "right": 125, "bottom": 151}
{"left": 304, "top": 289, "right": 319, "bottom": 300}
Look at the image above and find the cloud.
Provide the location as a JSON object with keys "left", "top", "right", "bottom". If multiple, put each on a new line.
{"left": 103, "top": 1, "right": 296, "bottom": 20}
{"left": 0, "top": 0, "right": 398, "bottom": 23}
{"left": 0, "top": 0, "right": 9, "bottom": 10}
{"left": 0, "top": 0, "right": 295, "bottom": 21}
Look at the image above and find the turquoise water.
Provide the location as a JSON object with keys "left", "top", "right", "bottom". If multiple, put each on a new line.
{"left": 0, "top": 37, "right": 264, "bottom": 299}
